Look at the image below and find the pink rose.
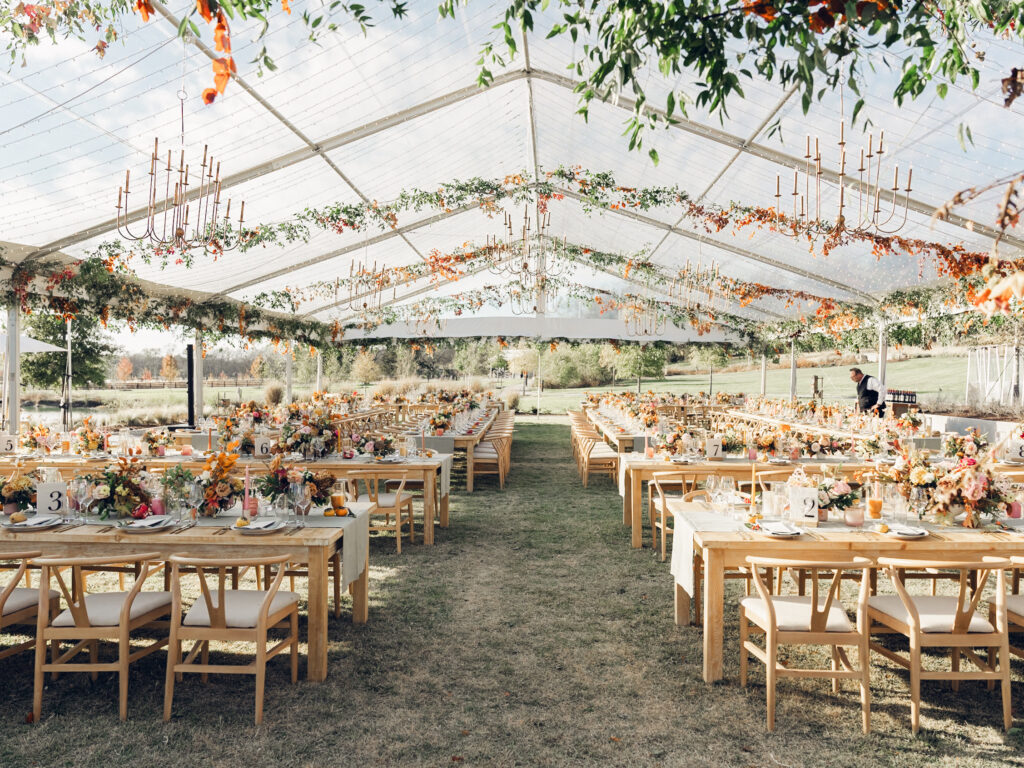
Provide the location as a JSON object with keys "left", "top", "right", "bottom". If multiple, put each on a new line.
{"left": 365, "top": 441, "right": 375, "bottom": 453}
{"left": 833, "top": 481, "right": 851, "bottom": 495}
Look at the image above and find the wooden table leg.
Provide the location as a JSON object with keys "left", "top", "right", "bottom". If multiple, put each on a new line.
{"left": 702, "top": 548, "right": 725, "bottom": 683}
{"left": 349, "top": 554, "right": 369, "bottom": 625}
{"left": 630, "top": 470, "right": 643, "bottom": 549}
{"left": 306, "top": 546, "right": 329, "bottom": 682}
{"left": 422, "top": 471, "right": 436, "bottom": 546}
{"left": 466, "top": 446, "right": 475, "bottom": 492}
{"left": 674, "top": 582, "right": 691, "bottom": 626}
{"left": 440, "top": 493, "right": 449, "bottom": 528}
{"left": 622, "top": 470, "right": 632, "bottom": 527}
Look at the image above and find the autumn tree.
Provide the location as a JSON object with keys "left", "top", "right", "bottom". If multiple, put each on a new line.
{"left": 160, "top": 354, "right": 179, "bottom": 382}
{"left": 114, "top": 356, "right": 133, "bottom": 381}
{"left": 141, "top": 368, "right": 153, "bottom": 381}
{"left": 249, "top": 355, "right": 265, "bottom": 380}
{"left": 350, "top": 349, "right": 382, "bottom": 385}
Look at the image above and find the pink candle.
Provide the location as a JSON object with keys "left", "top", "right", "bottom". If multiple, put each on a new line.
{"left": 151, "top": 497, "right": 166, "bottom": 516}
{"left": 181, "top": 444, "right": 193, "bottom": 456}
{"left": 1011, "top": 501, "right": 1022, "bottom": 519}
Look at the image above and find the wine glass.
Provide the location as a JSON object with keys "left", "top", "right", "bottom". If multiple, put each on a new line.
{"left": 288, "top": 482, "right": 305, "bottom": 527}
{"left": 187, "top": 481, "right": 204, "bottom": 521}
{"left": 718, "top": 476, "right": 737, "bottom": 504}
{"left": 704, "top": 475, "right": 720, "bottom": 504}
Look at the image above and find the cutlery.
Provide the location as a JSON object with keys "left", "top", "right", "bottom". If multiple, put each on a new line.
{"left": 170, "top": 521, "right": 197, "bottom": 534}
{"left": 284, "top": 525, "right": 304, "bottom": 536}
{"left": 212, "top": 527, "right": 231, "bottom": 535}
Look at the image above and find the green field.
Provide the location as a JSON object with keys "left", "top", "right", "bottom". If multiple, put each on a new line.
{"left": 521, "top": 354, "right": 968, "bottom": 413}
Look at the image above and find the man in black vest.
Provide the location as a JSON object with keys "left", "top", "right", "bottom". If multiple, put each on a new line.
{"left": 849, "top": 367, "right": 886, "bottom": 417}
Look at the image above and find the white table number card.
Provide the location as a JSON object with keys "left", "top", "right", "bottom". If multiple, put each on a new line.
{"left": 788, "top": 486, "right": 819, "bottom": 526}
{"left": 36, "top": 482, "right": 68, "bottom": 516}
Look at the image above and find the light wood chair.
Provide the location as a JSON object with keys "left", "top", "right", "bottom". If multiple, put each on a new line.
{"left": 33, "top": 552, "right": 171, "bottom": 722}
{"left": 1, "top": 551, "right": 59, "bottom": 661}
{"left": 164, "top": 553, "right": 299, "bottom": 726}
{"left": 868, "top": 556, "right": 1012, "bottom": 734}
{"left": 1000, "top": 555, "right": 1024, "bottom": 659}
{"left": 473, "top": 436, "right": 511, "bottom": 489}
{"left": 741, "top": 556, "right": 873, "bottom": 733}
{"left": 349, "top": 471, "right": 415, "bottom": 553}
{"left": 578, "top": 437, "right": 618, "bottom": 488}
{"left": 650, "top": 473, "right": 704, "bottom": 561}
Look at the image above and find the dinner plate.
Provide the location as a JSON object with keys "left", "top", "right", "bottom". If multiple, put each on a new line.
{"left": 121, "top": 516, "right": 177, "bottom": 533}
{"left": 768, "top": 458, "right": 791, "bottom": 465}
{"left": 3, "top": 514, "right": 61, "bottom": 530}
{"left": 233, "top": 519, "right": 287, "bottom": 535}
{"left": 760, "top": 521, "right": 802, "bottom": 537}
{"left": 884, "top": 525, "right": 928, "bottom": 540}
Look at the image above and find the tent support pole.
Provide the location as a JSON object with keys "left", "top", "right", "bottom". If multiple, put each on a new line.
{"left": 285, "top": 342, "right": 294, "bottom": 404}
{"left": 788, "top": 339, "right": 797, "bottom": 402}
{"left": 60, "top": 317, "right": 72, "bottom": 431}
{"left": 760, "top": 355, "right": 767, "bottom": 396}
{"left": 4, "top": 307, "right": 19, "bottom": 433}
{"left": 194, "top": 330, "right": 204, "bottom": 423}
{"left": 315, "top": 350, "right": 323, "bottom": 393}
{"left": 877, "top": 324, "right": 888, "bottom": 385}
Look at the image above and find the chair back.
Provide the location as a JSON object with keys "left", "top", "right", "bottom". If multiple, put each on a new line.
{"left": 651, "top": 472, "right": 690, "bottom": 511}
{"left": 169, "top": 553, "right": 291, "bottom": 630}
{"left": 33, "top": 552, "right": 165, "bottom": 628}
{"left": 747, "top": 556, "right": 874, "bottom": 632}
{"left": 347, "top": 470, "right": 408, "bottom": 505}
{"left": 878, "top": 556, "right": 1011, "bottom": 634}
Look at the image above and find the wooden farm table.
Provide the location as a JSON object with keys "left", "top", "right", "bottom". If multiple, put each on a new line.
{"left": 0, "top": 453, "right": 452, "bottom": 546}
{"left": 584, "top": 410, "right": 643, "bottom": 453}
{"left": 617, "top": 454, "right": 876, "bottom": 549}
{"left": 423, "top": 409, "right": 498, "bottom": 493}
{"left": 668, "top": 501, "right": 1024, "bottom": 683}
{"left": 0, "top": 502, "right": 374, "bottom": 682}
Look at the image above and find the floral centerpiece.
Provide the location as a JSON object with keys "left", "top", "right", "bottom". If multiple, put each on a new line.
{"left": 638, "top": 404, "right": 659, "bottom": 430}
{"left": 277, "top": 418, "right": 333, "bottom": 457}
{"left": 429, "top": 409, "right": 453, "bottom": 434}
{"left": 350, "top": 432, "right": 394, "bottom": 458}
{"left": 72, "top": 418, "right": 103, "bottom": 454}
{"left": 658, "top": 429, "right": 693, "bottom": 456}
{"left": 160, "top": 465, "right": 195, "bottom": 498}
{"left": 20, "top": 424, "right": 51, "bottom": 452}
{"left": 856, "top": 435, "right": 884, "bottom": 457}
{"left": 0, "top": 472, "right": 35, "bottom": 514}
{"left": 254, "top": 455, "right": 307, "bottom": 502}
{"left": 196, "top": 447, "right": 245, "bottom": 517}
{"left": 720, "top": 431, "right": 745, "bottom": 454}
{"left": 234, "top": 400, "right": 271, "bottom": 425}
{"left": 895, "top": 410, "right": 923, "bottom": 433}
{"left": 216, "top": 419, "right": 254, "bottom": 454}
{"left": 929, "top": 455, "right": 1009, "bottom": 527}
{"left": 141, "top": 429, "right": 173, "bottom": 455}
{"left": 944, "top": 428, "right": 989, "bottom": 460}
{"left": 816, "top": 474, "right": 858, "bottom": 512}
{"left": 86, "top": 458, "right": 150, "bottom": 519}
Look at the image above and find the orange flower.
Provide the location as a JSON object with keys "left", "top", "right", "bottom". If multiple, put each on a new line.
{"left": 196, "top": 0, "right": 213, "bottom": 22}
{"left": 134, "top": 0, "right": 154, "bottom": 22}
{"left": 202, "top": 88, "right": 217, "bottom": 105}
{"left": 282, "top": 0, "right": 291, "bottom": 13}
{"left": 212, "top": 56, "right": 236, "bottom": 94}
{"left": 213, "top": 11, "right": 230, "bottom": 53}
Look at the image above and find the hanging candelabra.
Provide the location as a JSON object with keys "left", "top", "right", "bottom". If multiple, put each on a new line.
{"left": 622, "top": 293, "right": 667, "bottom": 337}
{"left": 668, "top": 255, "right": 720, "bottom": 311}
{"left": 771, "top": 99, "right": 913, "bottom": 238}
{"left": 115, "top": 41, "right": 247, "bottom": 253}
{"left": 332, "top": 257, "right": 397, "bottom": 313}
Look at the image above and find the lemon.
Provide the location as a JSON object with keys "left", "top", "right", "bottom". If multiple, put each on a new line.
{"left": 878, "top": 524, "right": 889, "bottom": 534}
{"left": 323, "top": 509, "right": 337, "bottom": 517}
{"left": 9, "top": 512, "right": 26, "bottom": 524}
{"left": 234, "top": 518, "right": 249, "bottom": 528}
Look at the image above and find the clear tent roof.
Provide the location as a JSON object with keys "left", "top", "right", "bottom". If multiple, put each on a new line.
{"left": 2, "top": 0, "right": 1022, "bottom": 339}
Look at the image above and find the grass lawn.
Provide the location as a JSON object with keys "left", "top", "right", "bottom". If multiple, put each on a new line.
{"left": 525, "top": 354, "right": 969, "bottom": 413}
{"left": 1, "top": 421, "right": 1021, "bottom": 767}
